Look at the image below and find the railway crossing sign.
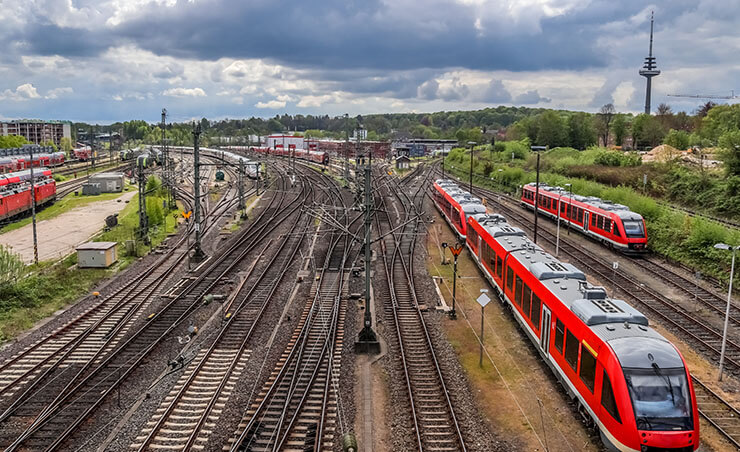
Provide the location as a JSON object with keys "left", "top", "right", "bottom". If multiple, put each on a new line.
{"left": 476, "top": 292, "right": 491, "bottom": 308}
{"left": 181, "top": 210, "right": 192, "bottom": 219}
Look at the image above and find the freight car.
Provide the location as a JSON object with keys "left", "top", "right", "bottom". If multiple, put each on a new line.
{"left": 0, "top": 168, "right": 56, "bottom": 222}
{"left": 521, "top": 183, "right": 648, "bottom": 253}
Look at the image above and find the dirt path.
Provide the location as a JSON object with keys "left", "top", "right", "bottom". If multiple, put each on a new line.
{"left": 0, "top": 191, "right": 136, "bottom": 263}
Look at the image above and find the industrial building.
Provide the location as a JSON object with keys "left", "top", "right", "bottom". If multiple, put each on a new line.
{"left": 1, "top": 120, "right": 72, "bottom": 147}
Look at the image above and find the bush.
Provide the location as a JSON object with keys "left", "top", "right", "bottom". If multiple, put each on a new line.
{"left": 0, "top": 245, "right": 25, "bottom": 287}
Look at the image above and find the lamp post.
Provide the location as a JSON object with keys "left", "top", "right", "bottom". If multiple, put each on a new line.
{"left": 715, "top": 242, "right": 739, "bottom": 381}
{"left": 530, "top": 146, "right": 547, "bottom": 244}
{"left": 468, "top": 141, "right": 476, "bottom": 194}
{"left": 555, "top": 192, "right": 565, "bottom": 257}
{"left": 565, "top": 183, "right": 572, "bottom": 235}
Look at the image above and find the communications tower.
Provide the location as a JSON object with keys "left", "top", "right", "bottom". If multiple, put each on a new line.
{"left": 639, "top": 11, "right": 660, "bottom": 114}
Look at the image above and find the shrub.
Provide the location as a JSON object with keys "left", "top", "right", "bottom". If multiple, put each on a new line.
{"left": 146, "top": 196, "right": 165, "bottom": 225}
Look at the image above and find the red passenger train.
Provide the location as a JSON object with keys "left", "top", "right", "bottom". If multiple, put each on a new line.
{"left": 521, "top": 183, "right": 648, "bottom": 253}
{"left": 0, "top": 168, "right": 56, "bottom": 222}
{"left": 433, "top": 180, "right": 699, "bottom": 452}
{"left": 431, "top": 179, "right": 486, "bottom": 238}
{"left": 250, "top": 146, "right": 329, "bottom": 165}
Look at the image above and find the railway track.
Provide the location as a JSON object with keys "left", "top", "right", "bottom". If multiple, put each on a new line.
{"left": 439, "top": 172, "right": 740, "bottom": 450}
{"left": 229, "top": 165, "right": 355, "bottom": 452}
{"left": 376, "top": 165, "right": 467, "bottom": 451}
{"left": 0, "top": 164, "right": 301, "bottom": 451}
{"left": 0, "top": 163, "right": 250, "bottom": 414}
{"left": 131, "top": 171, "right": 313, "bottom": 451}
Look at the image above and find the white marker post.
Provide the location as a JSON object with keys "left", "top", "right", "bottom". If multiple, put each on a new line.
{"left": 477, "top": 291, "right": 491, "bottom": 367}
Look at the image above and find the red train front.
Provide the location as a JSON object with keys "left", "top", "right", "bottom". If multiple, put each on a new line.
{"left": 464, "top": 210, "right": 698, "bottom": 451}
{"left": 521, "top": 183, "right": 648, "bottom": 253}
{"left": 0, "top": 168, "right": 56, "bottom": 221}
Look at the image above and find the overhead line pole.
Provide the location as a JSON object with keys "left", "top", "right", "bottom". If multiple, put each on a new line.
{"left": 29, "top": 145, "right": 39, "bottom": 265}
{"left": 192, "top": 123, "right": 206, "bottom": 262}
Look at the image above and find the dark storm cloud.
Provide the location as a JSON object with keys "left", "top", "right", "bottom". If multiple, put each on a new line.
{"left": 19, "top": 22, "right": 113, "bottom": 57}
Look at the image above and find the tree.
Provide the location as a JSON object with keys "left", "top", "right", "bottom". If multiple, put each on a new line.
{"left": 696, "top": 101, "right": 717, "bottom": 118}
{"left": 656, "top": 103, "right": 673, "bottom": 116}
{"left": 663, "top": 129, "right": 690, "bottom": 150}
{"left": 535, "top": 111, "right": 568, "bottom": 148}
{"left": 597, "top": 103, "right": 616, "bottom": 146}
{"left": 60, "top": 137, "right": 73, "bottom": 157}
{"left": 718, "top": 130, "right": 740, "bottom": 176}
{"left": 612, "top": 115, "right": 629, "bottom": 147}
{"left": 0, "top": 135, "right": 30, "bottom": 148}
{"left": 632, "top": 114, "right": 666, "bottom": 149}
{"left": 567, "top": 112, "right": 597, "bottom": 150}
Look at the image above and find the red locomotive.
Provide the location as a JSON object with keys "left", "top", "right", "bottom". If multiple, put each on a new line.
{"left": 432, "top": 179, "right": 486, "bottom": 238}
{"left": 0, "top": 168, "right": 56, "bottom": 221}
{"left": 433, "top": 179, "right": 699, "bottom": 452}
{"left": 521, "top": 183, "right": 648, "bottom": 253}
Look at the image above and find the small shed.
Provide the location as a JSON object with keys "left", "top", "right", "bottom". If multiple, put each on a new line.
{"left": 88, "top": 172, "right": 125, "bottom": 193}
{"left": 396, "top": 155, "right": 411, "bottom": 170}
{"left": 76, "top": 242, "right": 118, "bottom": 268}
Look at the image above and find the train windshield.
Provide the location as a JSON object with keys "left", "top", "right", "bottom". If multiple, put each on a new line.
{"left": 624, "top": 367, "right": 693, "bottom": 431}
{"left": 623, "top": 220, "right": 645, "bottom": 238}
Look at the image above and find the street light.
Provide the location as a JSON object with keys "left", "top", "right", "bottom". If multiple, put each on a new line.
{"left": 555, "top": 191, "right": 565, "bottom": 257}
{"left": 565, "top": 183, "right": 573, "bottom": 235}
{"left": 715, "top": 242, "right": 739, "bottom": 382}
{"left": 530, "top": 145, "right": 548, "bottom": 244}
{"left": 468, "top": 141, "right": 476, "bottom": 194}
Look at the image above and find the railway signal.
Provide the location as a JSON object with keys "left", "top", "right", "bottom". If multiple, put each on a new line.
{"left": 449, "top": 243, "right": 463, "bottom": 319}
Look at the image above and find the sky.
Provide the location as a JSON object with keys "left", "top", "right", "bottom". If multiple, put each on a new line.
{"left": 0, "top": 0, "right": 738, "bottom": 124}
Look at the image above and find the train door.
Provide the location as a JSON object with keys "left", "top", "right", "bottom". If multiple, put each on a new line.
{"left": 540, "top": 305, "right": 551, "bottom": 354}
{"left": 584, "top": 212, "right": 590, "bottom": 232}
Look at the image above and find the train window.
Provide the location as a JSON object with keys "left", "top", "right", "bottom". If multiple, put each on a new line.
{"left": 496, "top": 256, "right": 503, "bottom": 278}
{"left": 506, "top": 266, "right": 514, "bottom": 291}
{"left": 613, "top": 224, "right": 621, "bottom": 237}
{"left": 578, "top": 209, "right": 584, "bottom": 223}
{"left": 579, "top": 345, "right": 597, "bottom": 392}
{"left": 591, "top": 214, "right": 597, "bottom": 227}
{"left": 522, "top": 284, "right": 532, "bottom": 317}
{"left": 605, "top": 219, "right": 612, "bottom": 233}
{"left": 555, "top": 320, "right": 564, "bottom": 353}
{"left": 601, "top": 371, "right": 622, "bottom": 423}
{"left": 531, "top": 295, "right": 541, "bottom": 330}
{"left": 515, "top": 276, "right": 523, "bottom": 306}
{"left": 597, "top": 216, "right": 604, "bottom": 229}
{"left": 564, "top": 330, "right": 579, "bottom": 371}
{"left": 560, "top": 202, "right": 566, "bottom": 213}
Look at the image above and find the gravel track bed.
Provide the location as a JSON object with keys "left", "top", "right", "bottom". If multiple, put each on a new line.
{"left": 373, "top": 185, "right": 514, "bottom": 452}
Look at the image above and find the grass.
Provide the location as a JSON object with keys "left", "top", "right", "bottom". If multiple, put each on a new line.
{"left": 0, "top": 184, "right": 136, "bottom": 235}
{"left": 0, "top": 191, "right": 179, "bottom": 343}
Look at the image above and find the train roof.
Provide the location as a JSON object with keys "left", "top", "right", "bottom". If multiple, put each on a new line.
{"left": 524, "top": 183, "right": 643, "bottom": 221}
{"left": 468, "top": 212, "right": 677, "bottom": 368}
{"left": 435, "top": 180, "right": 486, "bottom": 213}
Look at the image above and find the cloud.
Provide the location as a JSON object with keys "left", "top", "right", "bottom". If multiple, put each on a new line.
{"left": 45, "top": 87, "right": 73, "bottom": 99}
{"left": 0, "top": 83, "right": 40, "bottom": 101}
{"left": 255, "top": 100, "right": 286, "bottom": 109}
{"left": 479, "top": 80, "right": 511, "bottom": 103}
{"left": 513, "top": 90, "right": 550, "bottom": 104}
{"left": 161, "top": 87, "right": 206, "bottom": 97}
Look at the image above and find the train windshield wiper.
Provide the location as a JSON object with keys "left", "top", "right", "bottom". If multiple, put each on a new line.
{"left": 652, "top": 362, "right": 676, "bottom": 405}
{"left": 636, "top": 416, "right": 652, "bottom": 430}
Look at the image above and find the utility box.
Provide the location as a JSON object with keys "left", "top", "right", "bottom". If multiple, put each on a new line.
{"left": 89, "top": 172, "right": 125, "bottom": 192}
{"left": 81, "top": 183, "right": 101, "bottom": 195}
{"left": 76, "top": 241, "right": 118, "bottom": 268}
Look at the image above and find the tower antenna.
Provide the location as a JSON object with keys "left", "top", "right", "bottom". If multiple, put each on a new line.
{"left": 639, "top": 11, "right": 660, "bottom": 114}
